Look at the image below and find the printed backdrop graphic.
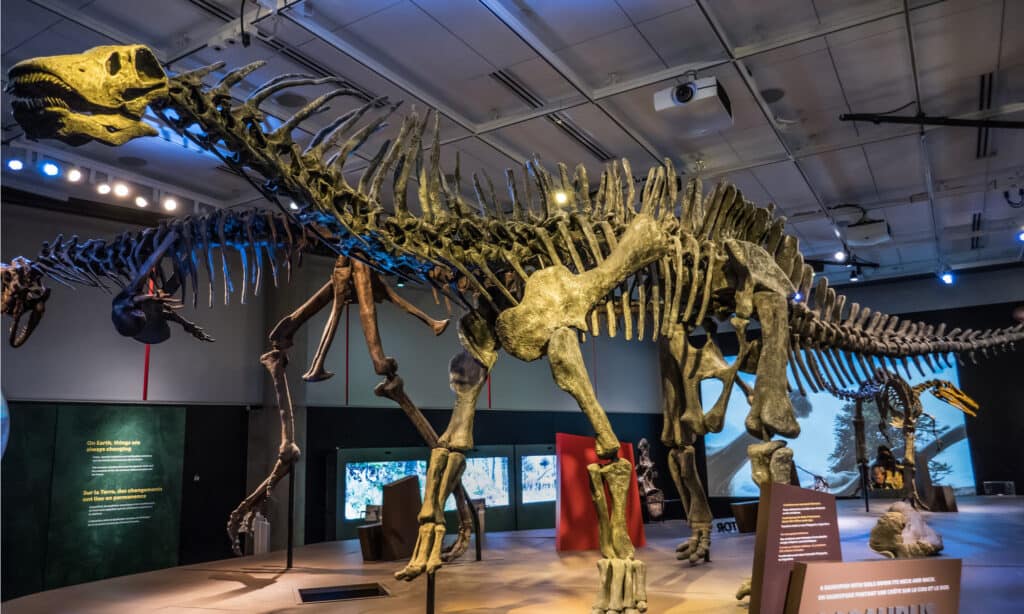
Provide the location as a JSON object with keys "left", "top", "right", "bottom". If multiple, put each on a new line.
{"left": 702, "top": 360, "right": 976, "bottom": 497}
{"left": 555, "top": 432, "right": 645, "bottom": 552}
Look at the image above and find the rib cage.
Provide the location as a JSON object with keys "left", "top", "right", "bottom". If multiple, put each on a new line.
{"left": 12, "top": 208, "right": 313, "bottom": 307}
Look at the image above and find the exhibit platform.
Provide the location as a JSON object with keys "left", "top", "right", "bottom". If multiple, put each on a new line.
{"left": 5, "top": 496, "right": 1022, "bottom": 613}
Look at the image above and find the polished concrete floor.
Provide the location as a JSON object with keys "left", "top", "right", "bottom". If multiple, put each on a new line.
{"left": 5, "top": 496, "right": 1022, "bottom": 613}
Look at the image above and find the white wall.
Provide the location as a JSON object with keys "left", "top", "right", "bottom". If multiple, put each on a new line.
{"left": 1, "top": 204, "right": 265, "bottom": 404}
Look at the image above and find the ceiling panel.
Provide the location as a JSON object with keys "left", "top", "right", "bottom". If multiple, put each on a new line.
{"left": 414, "top": 0, "right": 537, "bottom": 68}
{"left": 557, "top": 25, "right": 665, "bottom": 89}
{"left": 617, "top": 0, "right": 697, "bottom": 23}
{"left": 633, "top": 4, "right": 727, "bottom": 66}
{"left": 751, "top": 161, "right": 820, "bottom": 212}
{"left": 704, "top": 0, "right": 819, "bottom": 48}
{"left": 1, "top": 0, "right": 63, "bottom": 57}
{"left": 493, "top": 0, "right": 632, "bottom": 50}
{"left": 863, "top": 135, "right": 926, "bottom": 197}
{"left": 800, "top": 147, "right": 879, "bottom": 204}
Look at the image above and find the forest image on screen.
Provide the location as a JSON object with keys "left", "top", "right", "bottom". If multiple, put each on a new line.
{"left": 701, "top": 359, "right": 976, "bottom": 497}
{"left": 343, "top": 457, "right": 510, "bottom": 520}
{"left": 521, "top": 454, "right": 557, "bottom": 503}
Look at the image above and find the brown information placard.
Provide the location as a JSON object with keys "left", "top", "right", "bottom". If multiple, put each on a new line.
{"left": 784, "top": 557, "right": 962, "bottom": 614}
{"left": 750, "top": 482, "right": 842, "bottom": 614}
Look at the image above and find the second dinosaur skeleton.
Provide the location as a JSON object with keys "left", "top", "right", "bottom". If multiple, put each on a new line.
{"left": 5, "top": 45, "right": 1023, "bottom": 612}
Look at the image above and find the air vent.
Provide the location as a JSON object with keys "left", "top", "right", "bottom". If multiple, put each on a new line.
{"left": 296, "top": 583, "right": 390, "bottom": 603}
{"left": 970, "top": 212, "right": 982, "bottom": 250}
{"left": 490, "top": 69, "right": 614, "bottom": 162}
{"left": 975, "top": 72, "right": 994, "bottom": 159}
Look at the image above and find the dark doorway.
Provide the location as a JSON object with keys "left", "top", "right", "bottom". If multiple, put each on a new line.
{"left": 178, "top": 405, "right": 249, "bottom": 565}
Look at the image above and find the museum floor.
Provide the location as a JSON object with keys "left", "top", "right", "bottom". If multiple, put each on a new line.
{"left": 5, "top": 496, "right": 1022, "bottom": 613}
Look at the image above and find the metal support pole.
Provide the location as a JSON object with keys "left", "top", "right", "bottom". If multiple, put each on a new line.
{"left": 469, "top": 497, "right": 483, "bottom": 562}
{"left": 286, "top": 465, "right": 295, "bottom": 569}
{"left": 426, "top": 571, "right": 436, "bottom": 614}
{"left": 860, "top": 463, "right": 871, "bottom": 513}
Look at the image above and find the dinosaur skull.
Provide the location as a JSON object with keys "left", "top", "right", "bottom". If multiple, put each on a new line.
{"left": 7, "top": 45, "right": 168, "bottom": 146}
{"left": 928, "top": 381, "right": 979, "bottom": 416}
{"left": 1, "top": 259, "right": 51, "bottom": 347}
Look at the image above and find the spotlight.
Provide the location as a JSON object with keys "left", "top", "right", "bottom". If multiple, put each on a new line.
{"left": 834, "top": 250, "right": 847, "bottom": 263}
{"left": 1017, "top": 229, "right": 1024, "bottom": 243}
{"left": 939, "top": 268, "right": 954, "bottom": 285}
{"left": 41, "top": 162, "right": 60, "bottom": 177}
{"left": 97, "top": 183, "right": 112, "bottom": 195}
{"left": 162, "top": 198, "right": 178, "bottom": 211}
{"left": 67, "top": 168, "right": 83, "bottom": 182}
{"left": 113, "top": 182, "right": 130, "bottom": 197}
{"left": 849, "top": 266, "right": 861, "bottom": 282}
{"left": 792, "top": 291, "right": 803, "bottom": 302}
{"left": 7, "top": 159, "right": 24, "bottom": 171}
{"left": 396, "top": 280, "right": 406, "bottom": 288}
{"left": 553, "top": 190, "right": 568, "bottom": 205}
{"left": 288, "top": 201, "right": 299, "bottom": 211}
{"left": 135, "top": 196, "right": 149, "bottom": 208}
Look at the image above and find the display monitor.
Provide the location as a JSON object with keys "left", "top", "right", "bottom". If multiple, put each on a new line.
{"left": 454, "top": 456, "right": 510, "bottom": 509}
{"left": 520, "top": 454, "right": 558, "bottom": 504}
{"left": 701, "top": 359, "right": 976, "bottom": 497}
{"left": 343, "top": 460, "right": 426, "bottom": 520}
{"left": 342, "top": 457, "right": 511, "bottom": 520}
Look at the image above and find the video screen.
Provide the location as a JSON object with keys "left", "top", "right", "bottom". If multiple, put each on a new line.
{"left": 521, "top": 454, "right": 558, "bottom": 504}
{"left": 452, "top": 457, "right": 510, "bottom": 509}
{"left": 702, "top": 359, "right": 975, "bottom": 497}
{"left": 343, "top": 457, "right": 511, "bottom": 520}
{"left": 344, "top": 460, "right": 426, "bottom": 520}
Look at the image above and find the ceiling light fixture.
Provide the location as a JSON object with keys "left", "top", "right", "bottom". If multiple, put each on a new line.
{"left": 553, "top": 190, "right": 569, "bottom": 205}
{"left": 7, "top": 159, "right": 24, "bottom": 171}
{"left": 288, "top": 201, "right": 299, "bottom": 211}
{"left": 66, "top": 168, "right": 83, "bottom": 182}
{"left": 939, "top": 268, "right": 954, "bottom": 285}
{"left": 834, "top": 250, "right": 847, "bottom": 263}
{"left": 135, "top": 196, "right": 148, "bottom": 208}
{"left": 113, "top": 182, "right": 130, "bottom": 197}
{"left": 849, "top": 266, "right": 862, "bottom": 282}
{"left": 792, "top": 292, "right": 803, "bottom": 302}
{"left": 1017, "top": 229, "right": 1024, "bottom": 243}
{"left": 97, "top": 183, "right": 111, "bottom": 195}
{"left": 162, "top": 198, "right": 178, "bottom": 211}
{"left": 41, "top": 161, "right": 60, "bottom": 177}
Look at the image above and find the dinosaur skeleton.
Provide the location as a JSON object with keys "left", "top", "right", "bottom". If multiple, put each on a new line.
{"left": 821, "top": 370, "right": 978, "bottom": 509}
{"left": 5, "top": 45, "right": 1023, "bottom": 612}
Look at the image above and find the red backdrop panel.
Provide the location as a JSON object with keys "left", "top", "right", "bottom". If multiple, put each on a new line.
{"left": 555, "top": 432, "right": 646, "bottom": 551}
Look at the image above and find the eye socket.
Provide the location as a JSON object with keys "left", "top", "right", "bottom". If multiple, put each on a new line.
{"left": 133, "top": 48, "right": 165, "bottom": 81}
{"left": 106, "top": 52, "right": 122, "bottom": 75}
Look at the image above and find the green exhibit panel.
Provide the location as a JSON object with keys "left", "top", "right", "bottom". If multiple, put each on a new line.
{"left": 513, "top": 444, "right": 557, "bottom": 530}
{"left": 0, "top": 403, "right": 58, "bottom": 600}
{"left": 42, "top": 404, "right": 186, "bottom": 589}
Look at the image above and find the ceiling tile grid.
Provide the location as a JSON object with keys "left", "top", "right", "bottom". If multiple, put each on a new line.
{"left": 1, "top": 0, "right": 1020, "bottom": 284}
